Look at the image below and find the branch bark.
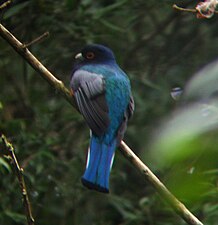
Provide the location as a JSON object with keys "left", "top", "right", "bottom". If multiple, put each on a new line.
{"left": 23, "top": 31, "right": 50, "bottom": 48}
{"left": 1, "top": 134, "right": 35, "bottom": 225}
{"left": 0, "top": 0, "right": 11, "bottom": 10}
{"left": 0, "top": 23, "right": 203, "bottom": 225}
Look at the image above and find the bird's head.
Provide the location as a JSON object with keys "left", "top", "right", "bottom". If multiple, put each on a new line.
{"left": 74, "top": 44, "right": 116, "bottom": 65}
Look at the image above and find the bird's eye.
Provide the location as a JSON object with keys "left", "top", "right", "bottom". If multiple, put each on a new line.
{"left": 86, "top": 52, "right": 95, "bottom": 59}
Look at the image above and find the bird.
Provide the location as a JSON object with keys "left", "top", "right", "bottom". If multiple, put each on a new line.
{"left": 70, "top": 44, "right": 134, "bottom": 193}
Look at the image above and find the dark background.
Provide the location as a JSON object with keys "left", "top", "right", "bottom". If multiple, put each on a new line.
{"left": 0, "top": 0, "right": 218, "bottom": 224}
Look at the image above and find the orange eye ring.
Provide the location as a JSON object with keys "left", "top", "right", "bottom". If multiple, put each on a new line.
{"left": 86, "top": 52, "right": 95, "bottom": 59}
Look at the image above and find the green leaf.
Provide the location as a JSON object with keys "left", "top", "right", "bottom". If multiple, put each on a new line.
{"left": 0, "top": 101, "right": 3, "bottom": 110}
{"left": 4, "top": 2, "right": 30, "bottom": 19}
{"left": 151, "top": 100, "right": 218, "bottom": 166}
{"left": 184, "top": 60, "right": 218, "bottom": 100}
{"left": 0, "top": 158, "right": 11, "bottom": 173}
{"left": 92, "top": 0, "right": 128, "bottom": 19}
{"left": 5, "top": 211, "right": 26, "bottom": 223}
{"left": 109, "top": 195, "right": 138, "bottom": 220}
{"left": 100, "top": 19, "right": 125, "bottom": 32}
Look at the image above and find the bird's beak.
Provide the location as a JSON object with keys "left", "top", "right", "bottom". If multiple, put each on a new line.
{"left": 75, "top": 53, "right": 83, "bottom": 60}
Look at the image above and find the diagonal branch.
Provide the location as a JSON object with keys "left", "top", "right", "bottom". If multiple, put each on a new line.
{"left": 1, "top": 134, "right": 35, "bottom": 225}
{"left": 0, "top": 0, "right": 11, "bottom": 10}
{"left": 119, "top": 142, "right": 203, "bottom": 225}
{"left": 0, "top": 23, "right": 203, "bottom": 225}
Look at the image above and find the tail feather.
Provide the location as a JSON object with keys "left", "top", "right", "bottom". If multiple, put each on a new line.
{"left": 81, "top": 136, "right": 116, "bottom": 193}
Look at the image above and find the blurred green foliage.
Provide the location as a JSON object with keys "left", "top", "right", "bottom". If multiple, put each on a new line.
{"left": 0, "top": 0, "right": 218, "bottom": 224}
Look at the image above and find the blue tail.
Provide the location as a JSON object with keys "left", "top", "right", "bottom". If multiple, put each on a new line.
{"left": 81, "top": 136, "right": 116, "bottom": 193}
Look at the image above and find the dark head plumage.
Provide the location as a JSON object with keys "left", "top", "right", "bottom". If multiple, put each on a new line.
{"left": 75, "top": 44, "right": 116, "bottom": 65}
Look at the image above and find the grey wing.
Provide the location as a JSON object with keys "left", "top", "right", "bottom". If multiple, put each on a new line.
{"left": 117, "top": 94, "right": 134, "bottom": 144}
{"left": 127, "top": 94, "right": 134, "bottom": 119}
{"left": 70, "top": 70, "right": 110, "bottom": 136}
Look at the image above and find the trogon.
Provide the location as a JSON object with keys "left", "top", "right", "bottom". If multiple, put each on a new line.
{"left": 70, "top": 44, "right": 134, "bottom": 193}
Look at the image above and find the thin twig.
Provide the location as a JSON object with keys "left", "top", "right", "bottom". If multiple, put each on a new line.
{"left": 173, "top": 4, "right": 197, "bottom": 13}
{"left": 173, "top": 4, "right": 218, "bottom": 14}
{"left": 23, "top": 31, "right": 49, "bottom": 48}
{"left": 0, "top": 0, "right": 11, "bottom": 10}
{"left": 1, "top": 134, "right": 35, "bottom": 225}
{"left": 0, "top": 23, "right": 203, "bottom": 225}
